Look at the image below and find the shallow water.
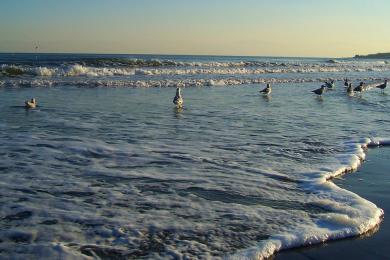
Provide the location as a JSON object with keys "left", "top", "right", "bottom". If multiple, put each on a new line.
{"left": 276, "top": 147, "right": 390, "bottom": 259}
{"left": 0, "top": 54, "right": 390, "bottom": 259}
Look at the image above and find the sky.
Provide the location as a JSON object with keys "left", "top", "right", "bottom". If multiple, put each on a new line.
{"left": 0, "top": 0, "right": 389, "bottom": 57}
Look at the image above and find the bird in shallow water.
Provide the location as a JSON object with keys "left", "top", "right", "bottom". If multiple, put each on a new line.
{"left": 344, "top": 78, "right": 349, "bottom": 87}
{"left": 312, "top": 85, "right": 326, "bottom": 96}
{"left": 25, "top": 98, "right": 37, "bottom": 109}
{"left": 173, "top": 87, "right": 183, "bottom": 108}
{"left": 347, "top": 83, "right": 353, "bottom": 94}
{"left": 259, "top": 83, "right": 272, "bottom": 95}
{"left": 376, "top": 79, "right": 387, "bottom": 93}
{"left": 354, "top": 81, "right": 364, "bottom": 93}
{"left": 325, "top": 80, "right": 335, "bottom": 89}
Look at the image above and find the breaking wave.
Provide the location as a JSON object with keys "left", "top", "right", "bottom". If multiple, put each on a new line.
{"left": 2, "top": 62, "right": 390, "bottom": 78}
{"left": 1, "top": 54, "right": 390, "bottom": 89}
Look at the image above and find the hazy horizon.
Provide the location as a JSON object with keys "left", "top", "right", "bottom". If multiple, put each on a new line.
{"left": 1, "top": 0, "right": 389, "bottom": 57}
{"left": 0, "top": 51, "right": 350, "bottom": 59}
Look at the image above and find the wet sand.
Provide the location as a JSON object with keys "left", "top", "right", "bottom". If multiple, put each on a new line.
{"left": 275, "top": 147, "right": 390, "bottom": 260}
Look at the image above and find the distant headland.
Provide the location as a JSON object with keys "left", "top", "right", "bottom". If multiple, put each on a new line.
{"left": 354, "top": 52, "right": 390, "bottom": 59}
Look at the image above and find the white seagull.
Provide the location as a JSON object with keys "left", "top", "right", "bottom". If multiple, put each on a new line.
{"left": 354, "top": 82, "right": 364, "bottom": 93}
{"left": 376, "top": 79, "right": 387, "bottom": 93}
{"left": 25, "top": 98, "right": 37, "bottom": 109}
{"left": 173, "top": 88, "right": 183, "bottom": 108}
{"left": 259, "top": 83, "right": 272, "bottom": 95}
{"left": 325, "top": 80, "right": 335, "bottom": 89}
{"left": 344, "top": 78, "right": 349, "bottom": 87}
{"left": 347, "top": 83, "right": 353, "bottom": 94}
{"left": 312, "top": 85, "right": 326, "bottom": 96}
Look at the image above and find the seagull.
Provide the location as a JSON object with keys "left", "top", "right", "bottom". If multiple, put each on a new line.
{"left": 312, "top": 85, "right": 326, "bottom": 96}
{"left": 354, "top": 82, "right": 364, "bottom": 93}
{"left": 347, "top": 83, "right": 353, "bottom": 93}
{"left": 25, "top": 98, "right": 37, "bottom": 109}
{"left": 325, "top": 80, "right": 335, "bottom": 89}
{"left": 376, "top": 79, "right": 387, "bottom": 93}
{"left": 173, "top": 87, "right": 183, "bottom": 108}
{"left": 259, "top": 83, "right": 272, "bottom": 95}
{"left": 344, "top": 78, "right": 349, "bottom": 87}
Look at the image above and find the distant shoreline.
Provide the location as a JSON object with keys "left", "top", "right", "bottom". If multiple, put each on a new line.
{"left": 354, "top": 52, "right": 390, "bottom": 59}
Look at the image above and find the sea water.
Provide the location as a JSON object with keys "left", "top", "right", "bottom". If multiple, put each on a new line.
{"left": 0, "top": 54, "right": 390, "bottom": 259}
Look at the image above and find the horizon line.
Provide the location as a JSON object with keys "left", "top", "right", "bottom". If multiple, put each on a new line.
{"left": 0, "top": 51, "right": 351, "bottom": 59}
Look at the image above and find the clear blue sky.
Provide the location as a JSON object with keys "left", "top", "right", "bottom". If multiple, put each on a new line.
{"left": 1, "top": 0, "right": 389, "bottom": 57}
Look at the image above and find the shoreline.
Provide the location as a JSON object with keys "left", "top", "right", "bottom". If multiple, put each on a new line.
{"left": 1, "top": 78, "right": 385, "bottom": 258}
{"left": 275, "top": 147, "right": 390, "bottom": 259}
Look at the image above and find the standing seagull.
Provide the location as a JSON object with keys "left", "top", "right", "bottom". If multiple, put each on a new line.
{"left": 25, "top": 98, "right": 37, "bottom": 109}
{"left": 173, "top": 87, "right": 183, "bottom": 108}
{"left": 325, "top": 80, "right": 335, "bottom": 89}
{"left": 347, "top": 83, "right": 353, "bottom": 94}
{"left": 259, "top": 83, "right": 272, "bottom": 95}
{"left": 312, "top": 85, "right": 326, "bottom": 96}
{"left": 376, "top": 79, "right": 388, "bottom": 93}
{"left": 354, "top": 81, "right": 364, "bottom": 93}
{"left": 344, "top": 78, "right": 349, "bottom": 87}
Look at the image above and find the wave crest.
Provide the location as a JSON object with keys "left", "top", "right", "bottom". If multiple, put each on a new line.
{"left": 1, "top": 65, "right": 390, "bottom": 79}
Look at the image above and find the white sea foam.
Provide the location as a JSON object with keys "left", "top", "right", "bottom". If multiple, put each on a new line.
{"left": 230, "top": 137, "right": 390, "bottom": 259}
{"left": 1, "top": 130, "right": 388, "bottom": 259}
{"left": 1, "top": 74, "right": 390, "bottom": 259}
{"left": 0, "top": 76, "right": 385, "bottom": 88}
{"left": 2, "top": 61, "right": 390, "bottom": 78}
{"left": 0, "top": 134, "right": 388, "bottom": 259}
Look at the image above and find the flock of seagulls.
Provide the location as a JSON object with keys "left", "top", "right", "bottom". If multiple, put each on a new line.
{"left": 169, "top": 78, "right": 386, "bottom": 109}
{"left": 22, "top": 79, "right": 388, "bottom": 110}
{"left": 311, "top": 79, "right": 387, "bottom": 97}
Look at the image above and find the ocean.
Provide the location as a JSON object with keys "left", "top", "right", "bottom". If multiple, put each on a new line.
{"left": 0, "top": 53, "right": 389, "bottom": 259}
